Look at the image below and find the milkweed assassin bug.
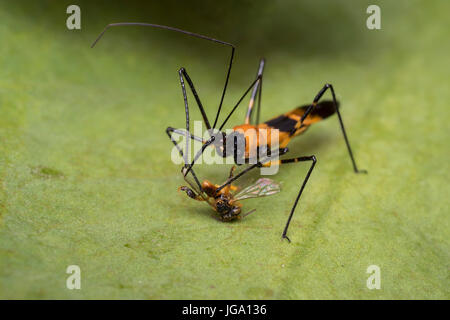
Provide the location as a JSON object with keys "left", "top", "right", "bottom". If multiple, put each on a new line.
{"left": 92, "top": 22, "right": 367, "bottom": 242}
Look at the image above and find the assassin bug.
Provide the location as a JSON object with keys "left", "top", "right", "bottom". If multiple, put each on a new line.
{"left": 92, "top": 23, "right": 367, "bottom": 242}
{"left": 179, "top": 166, "right": 280, "bottom": 222}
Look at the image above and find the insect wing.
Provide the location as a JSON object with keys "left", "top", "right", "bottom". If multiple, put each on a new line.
{"left": 234, "top": 178, "right": 280, "bottom": 201}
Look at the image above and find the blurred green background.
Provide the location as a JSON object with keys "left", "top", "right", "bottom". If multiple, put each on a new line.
{"left": 0, "top": 0, "right": 448, "bottom": 299}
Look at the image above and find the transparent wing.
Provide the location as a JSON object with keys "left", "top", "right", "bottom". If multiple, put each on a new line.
{"left": 234, "top": 178, "right": 281, "bottom": 201}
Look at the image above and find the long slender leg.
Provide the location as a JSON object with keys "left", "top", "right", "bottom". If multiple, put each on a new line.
{"left": 179, "top": 67, "right": 215, "bottom": 165}
{"left": 245, "top": 59, "right": 265, "bottom": 125}
{"left": 275, "top": 156, "right": 317, "bottom": 242}
{"left": 218, "top": 75, "right": 262, "bottom": 131}
{"left": 179, "top": 68, "right": 211, "bottom": 130}
{"left": 167, "top": 67, "right": 221, "bottom": 192}
{"left": 166, "top": 127, "right": 204, "bottom": 191}
{"left": 166, "top": 127, "right": 203, "bottom": 171}
{"left": 255, "top": 72, "right": 263, "bottom": 125}
{"left": 216, "top": 148, "right": 290, "bottom": 192}
{"left": 178, "top": 67, "right": 220, "bottom": 171}
{"left": 213, "top": 47, "right": 235, "bottom": 129}
{"left": 214, "top": 150, "right": 316, "bottom": 243}
{"left": 290, "top": 83, "right": 366, "bottom": 174}
{"left": 166, "top": 127, "right": 204, "bottom": 156}
{"left": 219, "top": 166, "right": 237, "bottom": 195}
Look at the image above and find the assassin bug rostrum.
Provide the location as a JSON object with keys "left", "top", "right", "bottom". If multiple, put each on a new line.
{"left": 92, "top": 23, "right": 367, "bottom": 242}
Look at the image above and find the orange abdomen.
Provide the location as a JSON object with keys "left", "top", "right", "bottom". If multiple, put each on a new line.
{"left": 233, "top": 100, "right": 338, "bottom": 154}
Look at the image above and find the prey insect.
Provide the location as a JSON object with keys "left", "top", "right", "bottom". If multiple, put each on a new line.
{"left": 92, "top": 22, "right": 367, "bottom": 242}
{"left": 179, "top": 166, "right": 280, "bottom": 222}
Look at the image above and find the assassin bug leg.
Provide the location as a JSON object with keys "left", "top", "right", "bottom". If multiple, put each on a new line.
{"left": 166, "top": 127, "right": 203, "bottom": 145}
{"left": 220, "top": 166, "right": 238, "bottom": 195}
{"left": 228, "top": 165, "right": 236, "bottom": 179}
{"left": 179, "top": 68, "right": 211, "bottom": 130}
{"left": 275, "top": 155, "right": 317, "bottom": 242}
{"left": 166, "top": 127, "right": 204, "bottom": 159}
{"left": 218, "top": 75, "right": 262, "bottom": 131}
{"left": 291, "top": 83, "right": 367, "bottom": 174}
{"left": 177, "top": 67, "right": 217, "bottom": 187}
{"left": 215, "top": 154, "right": 317, "bottom": 242}
{"left": 176, "top": 67, "right": 217, "bottom": 183}
{"left": 245, "top": 59, "right": 265, "bottom": 125}
{"left": 166, "top": 127, "right": 204, "bottom": 191}
{"left": 255, "top": 65, "right": 263, "bottom": 125}
{"left": 215, "top": 147, "right": 290, "bottom": 194}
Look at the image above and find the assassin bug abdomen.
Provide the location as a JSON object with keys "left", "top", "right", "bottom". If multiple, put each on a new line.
{"left": 232, "top": 100, "right": 339, "bottom": 156}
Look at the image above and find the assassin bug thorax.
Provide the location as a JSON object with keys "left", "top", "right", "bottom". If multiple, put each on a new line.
{"left": 92, "top": 22, "right": 367, "bottom": 242}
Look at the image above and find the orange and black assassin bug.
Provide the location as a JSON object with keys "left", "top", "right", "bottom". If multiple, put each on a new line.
{"left": 92, "top": 23, "right": 367, "bottom": 242}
